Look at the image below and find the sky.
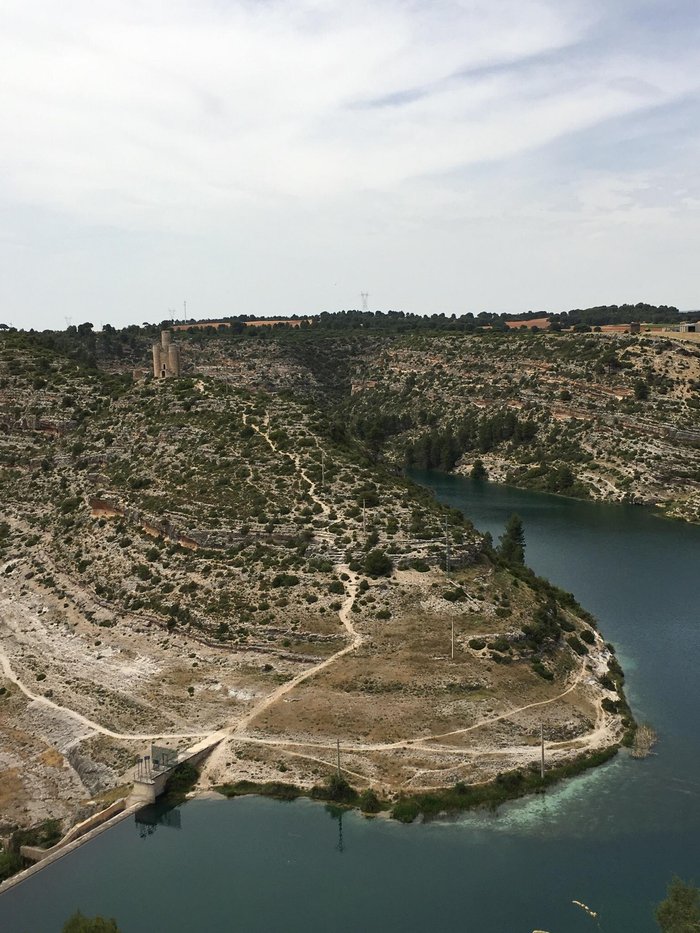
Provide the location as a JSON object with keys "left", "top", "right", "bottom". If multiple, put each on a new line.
{"left": 1, "top": 0, "right": 699, "bottom": 329}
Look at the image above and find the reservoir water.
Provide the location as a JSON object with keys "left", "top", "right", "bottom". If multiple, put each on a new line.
{"left": 2, "top": 473, "right": 699, "bottom": 933}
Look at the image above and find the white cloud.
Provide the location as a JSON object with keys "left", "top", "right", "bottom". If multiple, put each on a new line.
{"left": 0, "top": 2, "right": 593, "bottom": 217}
{"left": 0, "top": 0, "right": 699, "bottom": 323}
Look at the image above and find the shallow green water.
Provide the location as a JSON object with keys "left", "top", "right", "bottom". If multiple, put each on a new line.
{"left": 2, "top": 474, "right": 699, "bottom": 933}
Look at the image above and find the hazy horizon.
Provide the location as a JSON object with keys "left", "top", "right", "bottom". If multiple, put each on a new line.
{"left": 2, "top": 0, "right": 699, "bottom": 330}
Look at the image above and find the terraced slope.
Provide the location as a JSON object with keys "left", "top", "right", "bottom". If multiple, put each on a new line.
{"left": 0, "top": 328, "right": 632, "bottom": 847}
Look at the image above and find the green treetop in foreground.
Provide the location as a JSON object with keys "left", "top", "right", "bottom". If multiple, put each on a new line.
{"left": 656, "top": 878, "right": 700, "bottom": 932}
{"left": 58, "top": 877, "right": 700, "bottom": 931}
{"left": 62, "top": 913, "right": 121, "bottom": 932}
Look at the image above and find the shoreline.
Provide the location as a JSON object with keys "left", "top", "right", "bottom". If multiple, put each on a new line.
{"left": 419, "top": 466, "right": 700, "bottom": 526}
{"left": 0, "top": 740, "right": 628, "bottom": 897}
{"left": 211, "top": 742, "right": 624, "bottom": 824}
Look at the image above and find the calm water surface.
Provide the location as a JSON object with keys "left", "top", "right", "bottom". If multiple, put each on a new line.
{"left": 2, "top": 473, "right": 698, "bottom": 933}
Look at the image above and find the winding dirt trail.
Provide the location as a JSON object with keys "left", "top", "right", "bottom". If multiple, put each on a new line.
{"left": 246, "top": 412, "right": 330, "bottom": 517}
{"left": 199, "top": 411, "right": 361, "bottom": 782}
{"left": 199, "top": 565, "right": 362, "bottom": 782}
{"left": 0, "top": 648, "right": 206, "bottom": 742}
{"left": 199, "top": 411, "right": 615, "bottom": 789}
{"left": 232, "top": 567, "right": 361, "bottom": 737}
{"left": 214, "top": 656, "right": 590, "bottom": 756}
{"left": 1, "top": 405, "right": 611, "bottom": 792}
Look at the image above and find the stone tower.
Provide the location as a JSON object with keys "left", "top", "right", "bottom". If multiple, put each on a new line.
{"left": 152, "top": 330, "right": 181, "bottom": 378}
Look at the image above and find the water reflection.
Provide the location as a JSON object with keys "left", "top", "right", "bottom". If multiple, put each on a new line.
{"left": 135, "top": 802, "right": 183, "bottom": 838}
{"left": 325, "top": 805, "right": 345, "bottom": 854}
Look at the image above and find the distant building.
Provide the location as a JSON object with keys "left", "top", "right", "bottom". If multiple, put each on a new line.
{"left": 679, "top": 323, "right": 697, "bottom": 333}
{"left": 629, "top": 321, "right": 641, "bottom": 334}
{"left": 152, "top": 330, "right": 181, "bottom": 378}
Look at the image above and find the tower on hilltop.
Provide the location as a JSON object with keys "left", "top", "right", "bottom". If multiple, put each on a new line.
{"left": 152, "top": 330, "right": 181, "bottom": 379}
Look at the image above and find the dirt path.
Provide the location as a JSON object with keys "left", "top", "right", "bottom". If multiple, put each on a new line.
{"left": 246, "top": 411, "right": 330, "bottom": 517}
{"left": 199, "top": 410, "right": 613, "bottom": 787}
{"left": 233, "top": 568, "right": 360, "bottom": 736}
{"left": 0, "top": 647, "right": 205, "bottom": 743}
{"left": 225, "top": 657, "right": 590, "bottom": 757}
{"left": 198, "top": 411, "right": 360, "bottom": 783}
{"left": 2, "top": 405, "right": 611, "bottom": 792}
{"left": 199, "top": 566, "right": 362, "bottom": 783}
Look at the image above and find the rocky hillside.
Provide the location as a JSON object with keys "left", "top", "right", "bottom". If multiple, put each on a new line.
{"left": 0, "top": 323, "right": 638, "bottom": 851}
{"left": 64, "top": 320, "right": 700, "bottom": 522}
{"left": 343, "top": 329, "right": 700, "bottom": 522}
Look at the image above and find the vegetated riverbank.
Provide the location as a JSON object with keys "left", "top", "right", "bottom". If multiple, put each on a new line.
{"left": 215, "top": 744, "right": 623, "bottom": 824}
{"left": 454, "top": 466, "right": 700, "bottom": 527}
{"left": 5, "top": 471, "right": 696, "bottom": 933}
{"left": 213, "top": 546, "right": 638, "bottom": 823}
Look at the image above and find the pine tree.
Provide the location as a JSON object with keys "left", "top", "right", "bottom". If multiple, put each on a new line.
{"left": 656, "top": 877, "right": 700, "bottom": 932}
{"left": 498, "top": 514, "right": 525, "bottom": 564}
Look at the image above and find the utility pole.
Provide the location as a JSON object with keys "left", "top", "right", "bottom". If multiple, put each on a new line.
{"left": 183, "top": 300, "right": 187, "bottom": 320}
{"left": 540, "top": 723, "right": 545, "bottom": 779}
{"left": 336, "top": 738, "right": 341, "bottom": 777}
{"left": 445, "top": 519, "right": 451, "bottom": 574}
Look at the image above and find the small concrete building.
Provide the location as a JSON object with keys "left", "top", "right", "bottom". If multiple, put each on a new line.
{"left": 152, "top": 330, "right": 181, "bottom": 378}
{"left": 629, "top": 321, "right": 641, "bottom": 334}
{"left": 679, "top": 322, "right": 697, "bottom": 333}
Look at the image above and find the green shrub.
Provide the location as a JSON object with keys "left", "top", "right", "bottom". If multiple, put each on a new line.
{"left": 531, "top": 660, "right": 554, "bottom": 681}
{"left": 216, "top": 780, "right": 303, "bottom": 801}
{"left": 0, "top": 849, "right": 22, "bottom": 881}
{"left": 567, "top": 634, "right": 588, "bottom": 656}
{"left": 271, "top": 573, "right": 299, "bottom": 588}
{"left": 443, "top": 587, "right": 466, "bottom": 602}
{"left": 391, "top": 797, "right": 421, "bottom": 823}
{"left": 656, "top": 877, "right": 700, "bottom": 932}
{"left": 363, "top": 549, "right": 393, "bottom": 577}
{"left": 11, "top": 818, "right": 63, "bottom": 852}
{"left": 358, "top": 789, "right": 383, "bottom": 814}
{"left": 311, "top": 773, "right": 358, "bottom": 803}
{"left": 487, "top": 637, "right": 510, "bottom": 654}
{"left": 410, "top": 559, "right": 430, "bottom": 572}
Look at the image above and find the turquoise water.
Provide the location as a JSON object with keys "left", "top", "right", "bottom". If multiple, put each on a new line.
{"left": 2, "top": 474, "right": 699, "bottom": 933}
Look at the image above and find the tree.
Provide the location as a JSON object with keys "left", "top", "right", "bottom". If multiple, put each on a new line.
{"left": 471, "top": 459, "right": 488, "bottom": 481}
{"left": 62, "top": 912, "right": 121, "bottom": 932}
{"left": 498, "top": 514, "right": 525, "bottom": 564}
{"left": 634, "top": 379, "right": 650, "bottom": 401}
{"left": 547, "top": 464, "right": 574, "bottom": 493}
{"left": 359, "top": 788, "right": 382, "bottom": 813}
{"left": 656, "top": 877, "right": 700, "bottom": 932}
{"left": 322, "top": 772, "right": 357, "bottom": 802}
{"left": 363, "top": 549, "right": 393, "bottom": 577}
